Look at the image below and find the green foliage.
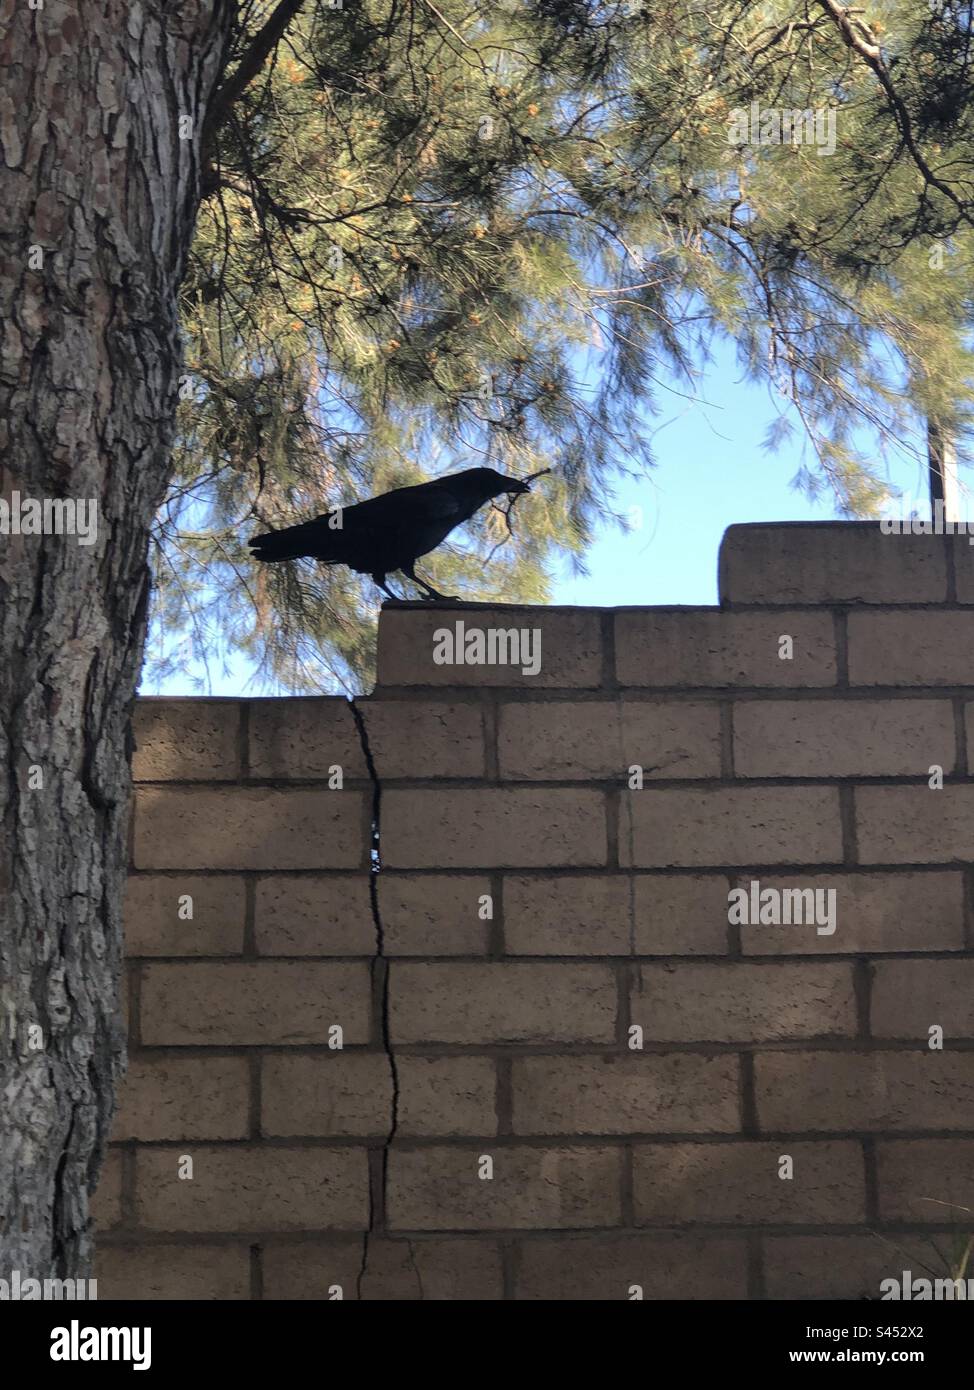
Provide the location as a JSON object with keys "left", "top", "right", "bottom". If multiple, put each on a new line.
{"left": 150, "top": 0, "right": 974, "bottom": 691}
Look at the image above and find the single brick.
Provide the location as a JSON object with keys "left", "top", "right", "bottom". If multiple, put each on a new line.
{"left": 134, "top": 786, "right": 367, "bottom": 870}
{"left": 763, "top": 1234, "right": 958, "bottom": 1301}
{"left": 136, "top": 1146, "right": 368, "bottom": 1232}
{"left": 397, "top": 1056, "right": 498, "bottom": 1136}
{"left": 356, "top": 700, "right": 486, "bottom": 778}
{"left": 619, "top": 786, "right": 843, "bottom": 868}
{"left": 255, "top": 875, "right": 375, "bottom": 955}
{"left": 377, "top": 605, "right": 602, "bottom": 688}
{"left": 877, "top": 1140, "right": 974, "bottom": 1223}
{"left": 262, "top": 1054, "right": 392, "bottom": 1137}
{"left": 387, "top": 1145, "right": 622, "bottom": 1230}
{"left": 511, "top": 1055, "right": 739, "bottom": 1134}
{"left": 497, "top": 700, "right": 720, "bottom": 780}
{"left": 872, "top": 959, "right": 974, "bottom": 1040}
{"left": 120, "top": 968, "right": 131, "bottom": 1042}
{"left": 719, "top": 522, "right": 947, "bottom": 605}
{"left": 739, "top": 872, "right": 965, "bottom": 955}
{"left": 848, "top": 610, "right": 974, "bottom": 685}
{"left": 140, "top": 962, "right": 370, "bottom": 1046}
{"left": 390, "top": 962, "right": 617, "bottom": 1044}
{"left": 261, "top": 1242, "right": 360, "bottom": 1301}
{"left": 248, "top": 697, "right": 365, "bottom": 779}
{"left": 631, "top": 962, "right": 855, "bottom": 1042}
{"left": 94, "top": 1244, "right": 251, "bottom": 1300}
{"left": 250, "top": 697, "right": 488, "bottom": 780}
{"left": 615, "top": 610, "right": 836, "bottom": 688}
{"left": 133, "top": 699, "right": 241, "bottom": 781}
{"left": 262, "top": 1238, "right": 504, "bottom": 1300}
{"left": 951, "top": 535, "right": 974, "bottom": 603}
{"left": 378, "top": 874, "right": 491, "bottom": 955}
{"left": 262, "top": 1054, "right": 496, "bottom": 1138}
{"left": 964, "top": 705, "right": 974, "bottom": 767}
{"left": 90, "top": 1148, "right": 124, "bottom": 1231}
{"left": 756, "top": 1052, "right": 974, "bottom": 1131}
{"left": 733, "top": 699, "right": 955, "bottom": 778}
{"left": 382, "top": 788, "right": 607, "bottom": 869}
{"left": 856, "top": 786, "right": 974, "bottom": 864}
{"left": 633, "top": 1141, "right": 865, "bottom": 1225}
{"left": 515, "top": 1234, "right": 748, "bottom": 1300}
{"left": 123, "top": 874, "right": 246, "bottom": 956}
{"left": 113, "top": 1055, "right": 249, "bottom": 1141}
{"left": 503, "top": 874, "right": 634, "bottom": 955}
{"left": 633, "top": 875, "right": 732, "bottom": 954}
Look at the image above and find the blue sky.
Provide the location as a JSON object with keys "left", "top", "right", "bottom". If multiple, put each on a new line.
{"left": 144, "top": 334, "right": 937, "bottom": 695}
{"left": 553, "top": 335, "right": 934, "bottom": 609}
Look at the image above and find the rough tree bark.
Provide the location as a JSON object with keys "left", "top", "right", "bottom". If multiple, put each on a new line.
{"left": 0, "top": 0, "right": 235, "bottom": 1279}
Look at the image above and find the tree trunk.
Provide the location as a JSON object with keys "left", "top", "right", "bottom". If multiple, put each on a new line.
{"left": 0, "top": 0, "right": 234, "bottom": 1279}
{"left": 927, "top": 417, "right": 959, "bottom": 521}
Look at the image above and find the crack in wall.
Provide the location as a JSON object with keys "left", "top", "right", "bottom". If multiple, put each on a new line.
{"left": 348, "top": 697, "right": 406, "bottom": 1300}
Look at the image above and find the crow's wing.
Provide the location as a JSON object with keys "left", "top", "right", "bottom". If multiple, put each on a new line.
{"left": 337, "top": 478, "right": 463, "bottom": 536}
{"left": 329, "top": 479, "right": 468, "bottom": 570}
{"left": 248, "top": 477, "right": 465, "bottom": 566}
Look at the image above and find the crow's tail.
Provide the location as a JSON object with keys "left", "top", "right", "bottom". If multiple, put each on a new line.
{"left": 247, "top": 521, "right": 320, "bottom": 563}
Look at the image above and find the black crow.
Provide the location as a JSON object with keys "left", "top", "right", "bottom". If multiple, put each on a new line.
{"left": 247, "top": 466, "right": 531, "bottom": 600}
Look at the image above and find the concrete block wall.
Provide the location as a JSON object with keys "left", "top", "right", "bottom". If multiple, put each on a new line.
{"left": 95, "top": 522, "right": 974, "bottom": 1299}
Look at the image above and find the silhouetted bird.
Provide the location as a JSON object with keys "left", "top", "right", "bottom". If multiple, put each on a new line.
{"left": 248, "top": 466, "right": 531, "bottom": 600}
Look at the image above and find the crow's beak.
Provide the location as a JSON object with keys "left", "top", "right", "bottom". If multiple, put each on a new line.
{"left": 507, "top": 478, "right": 531, "bottom": 495}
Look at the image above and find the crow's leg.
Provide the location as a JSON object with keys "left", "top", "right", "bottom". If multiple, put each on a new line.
{"left": 401, "top": 562, "right": 458, "bottom": 602}
{"left": 372, "top": 573, "right": 403, "bottom": 601}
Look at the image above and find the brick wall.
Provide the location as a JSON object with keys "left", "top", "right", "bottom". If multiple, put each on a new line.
{"left": 95, "top": 521, "right": 974, "bottom": 1300}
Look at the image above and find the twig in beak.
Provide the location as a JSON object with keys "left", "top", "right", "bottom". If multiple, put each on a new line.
{"left": 484, "top": 469, "right": 552, "bottom": 565}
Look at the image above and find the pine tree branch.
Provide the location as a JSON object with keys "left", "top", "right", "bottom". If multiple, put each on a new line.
{"left": 202, "top": 0, "right": 307, "bottom": 178}
{"left": 814, "top": 0, "right": 974, "bottom": 229}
